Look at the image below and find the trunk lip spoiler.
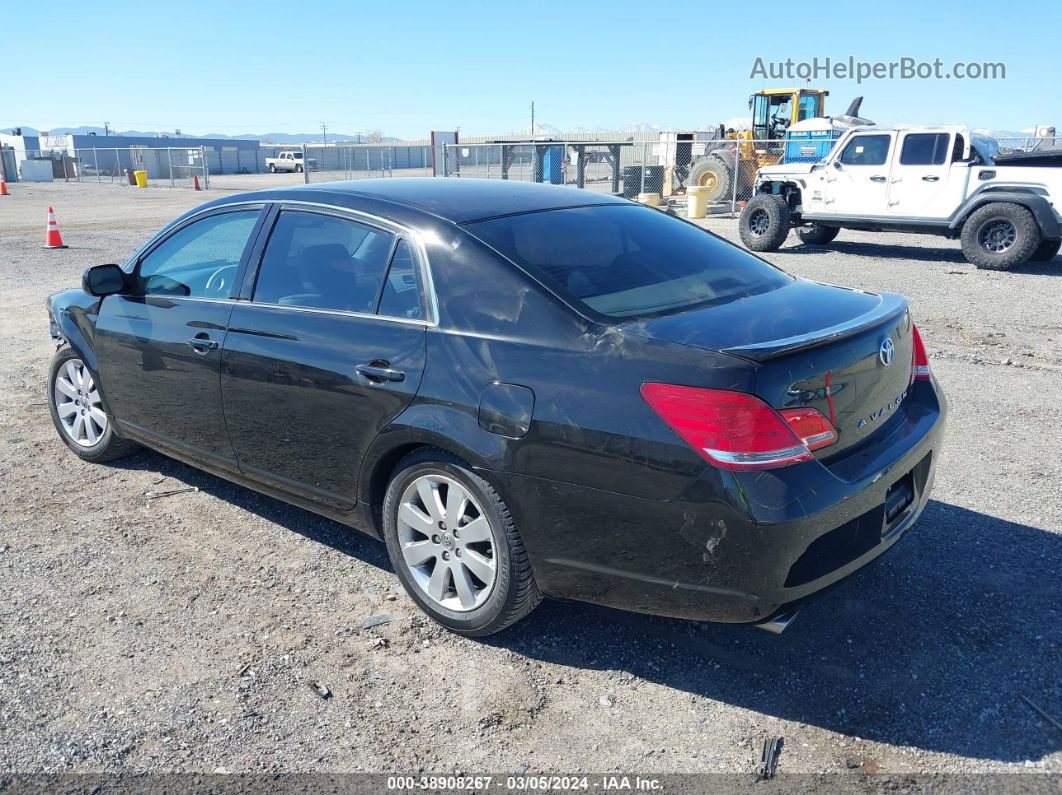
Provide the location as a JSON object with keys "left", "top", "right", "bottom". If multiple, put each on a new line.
{"left": 721, "top": 292, "right": 909, "bottom": 363}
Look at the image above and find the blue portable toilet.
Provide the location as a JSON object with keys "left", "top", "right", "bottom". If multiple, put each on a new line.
{"left": 783, "top": 118, "right": 842, "bottom": 163}
{"left": 541, "top": 145, "right": 565, "bottom": 184}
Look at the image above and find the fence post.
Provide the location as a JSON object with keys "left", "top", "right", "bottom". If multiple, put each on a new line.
{"left": 302, "top": 144, "right": 309, "bottom": 184}
{"left": 168, "top": 148, "right": 174, "bottom": 188}
{"left": 93, "top": 148, "right": 100, "bottom": 184}
{"left": 202, "top": 146, "right": 210, "bottom": 190}
{"left": 730, "top": 143, "right": 740, "bottom": 218}
{"left": 641, "top": 141, "right": 647, "bottom": 194}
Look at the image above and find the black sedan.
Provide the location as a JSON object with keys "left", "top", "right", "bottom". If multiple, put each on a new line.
{"left": 47, "top": 179, "right": 946, "bottom": 636}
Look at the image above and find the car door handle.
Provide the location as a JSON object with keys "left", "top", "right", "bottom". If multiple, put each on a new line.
{"left": 869, "top": 175, "right": 887, "bottom": 183}
{"left": 356, "top": 363, "right": 405, "bottom": 383}
{"left": 921, "top": 175, "right": 940, "bottom": 182}
{"left": 186, "top": 336, "right": 219, "bottom": 354}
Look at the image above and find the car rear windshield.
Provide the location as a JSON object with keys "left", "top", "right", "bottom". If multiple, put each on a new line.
{"left": 464, "top": 205, "right": 791, "bottom": 318}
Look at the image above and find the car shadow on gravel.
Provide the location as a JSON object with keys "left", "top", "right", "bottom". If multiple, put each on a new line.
{"left": 782, "top": 240, "right": 1062, "bottom": 273}
{"left": 486, "top": 500, "right": 1062, "bottom": 764}
{"left": 111, "top": 452, "right": 1059, "bottom": 763}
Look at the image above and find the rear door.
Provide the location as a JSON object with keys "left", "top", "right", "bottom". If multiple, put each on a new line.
{"left": 820, "top": 132, "right": 895, "bottom": 216}
{"left": 220, "top": 206, "right": 429, "bottom": 509}
{"left": 887, "top": 131, "right": 964, "bottom": 218}
{"left": 94, "top": 205, "right": 265, "bottom": 469}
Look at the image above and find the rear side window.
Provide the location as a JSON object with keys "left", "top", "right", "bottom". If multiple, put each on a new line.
{"left": 900, "top": 133, "right": 950, "bottom": 166}
{"left": 465, "top": 205, "right": 791, "bottom": 319}
{"left": 839, "top": 134, "right": 891, "bottom": 166}
{"left": 377, "top": 239, "right": 423, "bottom": 320}
{"left": 253, "top": 210, "right": 395, "bottom": 313}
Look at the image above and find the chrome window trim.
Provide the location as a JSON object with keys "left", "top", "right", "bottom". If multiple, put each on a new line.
{"left": 253, "top": 200, "right": 439, "bottom": 327}
{"left": 122, "top": 198, "right": 441, "bottom": 327}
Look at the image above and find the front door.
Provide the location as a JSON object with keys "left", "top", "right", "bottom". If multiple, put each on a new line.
{"left": 221, "top": 208, "right": 428, "bottom": 508}
{"left": 819, "top": 132, "right": 895, "bottom": 217}
{"left": 94, "top": 206, "right": 265, "bottom": 469}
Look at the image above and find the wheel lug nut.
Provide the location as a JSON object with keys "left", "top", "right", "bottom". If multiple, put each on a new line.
{"left": 442, "top": 551, "right": 450, "bottom": 560}
{"left": 455, "top": 549, "right": 462, "bottom": 557}
{"left": 431, "top": 534, "right": 440, "bottom": 544}
{"left": 438, "top": 521, "right": 446, "bottom": 530}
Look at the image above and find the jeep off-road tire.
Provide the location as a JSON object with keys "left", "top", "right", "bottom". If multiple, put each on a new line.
{"left": 687, "top": 153, "right": 733, "bottom": 202}
{"left": 796, "top": 224, "right": 839, "bottom": 246}
{"left": 1030, "top": 239, "right": 1060, "bottom": 263}
{"left": 960, "top": 202, "right": 1042, "bottom": 270}
{"left": 382, "top": 448, "right": 541, "bottom": 637}
{"left": 739, "top": 194, "right": 791, "bottom": 252}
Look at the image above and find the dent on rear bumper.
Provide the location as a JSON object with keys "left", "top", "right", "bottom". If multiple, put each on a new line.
{"left": 497, "top": 380, "right": 947, "bottom": 624}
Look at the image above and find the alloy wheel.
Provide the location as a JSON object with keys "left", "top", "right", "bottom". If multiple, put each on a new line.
{"left": 748, "top": 208, "right": 770, "bottom": 237}
{"left": 979, "top": 219, "right": 1016, "bottom": 253}
{"left": 53, "top": 359, "right": 107, "bottom": 447}
{"left": 396, "top": 474, "right": 498, "bottom": 612}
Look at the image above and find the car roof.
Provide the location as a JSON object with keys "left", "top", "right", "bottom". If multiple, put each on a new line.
{"left": 220, "top": 178, "right": 630, "bottom": 224}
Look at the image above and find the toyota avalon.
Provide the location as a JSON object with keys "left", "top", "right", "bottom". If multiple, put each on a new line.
{"left": 46, "top": 179, "right": 946, "bottom": 636}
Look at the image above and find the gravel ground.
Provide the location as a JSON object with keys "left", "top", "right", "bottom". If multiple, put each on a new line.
{"left": 0, "top": 178, "right": 1059, "bottom": 783}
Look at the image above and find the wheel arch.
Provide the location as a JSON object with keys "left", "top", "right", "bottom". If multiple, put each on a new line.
{"left": 358, "top": 409, "right": 511, "bottom": 527}
{"left": 950, "top": 188, "right": 1060, "bottom": 240}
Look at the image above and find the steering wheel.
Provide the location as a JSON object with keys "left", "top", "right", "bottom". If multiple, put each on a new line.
{"left": 205, "top": 264, "right": 237, "bottom": 295}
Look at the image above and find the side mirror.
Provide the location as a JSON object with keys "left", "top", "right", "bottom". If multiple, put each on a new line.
{"left": 83, "top": 264, "right": 126, "bottom": 297}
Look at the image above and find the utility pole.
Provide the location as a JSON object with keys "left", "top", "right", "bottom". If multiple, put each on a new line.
{"left": 103, "top": 121, "right": 110, "bottom": 136}
{"left": 321, "top": 122, "right": 328, "bottom": 145}
{"left": 530, "top": 101, "right": 535, "bottom": 138}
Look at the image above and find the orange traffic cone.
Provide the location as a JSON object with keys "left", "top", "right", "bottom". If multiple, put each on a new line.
{"left": 43, "top": 207, "right": 68, "bottom": 249}
{"left": 0, "top": 179, "right": 8, "bottom": 196}
{"left": 193, "top": 174, "right": 201, "bottom": 191}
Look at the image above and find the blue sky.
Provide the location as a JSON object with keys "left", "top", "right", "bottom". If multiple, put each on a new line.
{"left": 5, "top": 0, "right": 1059, "bottom": 139}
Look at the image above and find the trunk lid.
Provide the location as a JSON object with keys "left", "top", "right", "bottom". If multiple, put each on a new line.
{"left": 626, "top": 279, "right": 914, "bottom": 457}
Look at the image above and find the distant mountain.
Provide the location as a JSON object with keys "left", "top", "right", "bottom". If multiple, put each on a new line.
{"left": 0, "top": 126, "right": 402, "bottom": 144}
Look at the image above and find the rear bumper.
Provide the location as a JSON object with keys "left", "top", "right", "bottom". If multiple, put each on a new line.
{"left": 495, "top": 378, "right": 947, "bottom": 624}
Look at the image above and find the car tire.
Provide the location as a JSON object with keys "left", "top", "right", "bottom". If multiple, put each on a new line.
{"left": 48, "top": 347, "right": 140, "bottom": 464}
{"left": 295, "top": 164, "right": 303, "bottom": 173}
{"left": 960, "top": 202, "right": 1041, "bottom": 270}
{"left": 382, "top": 448, "right": 541, "bottom": 637}
{"left": 739, "top": 194, "right": 791, "bottom": 252}
{"left": 687, "top": 153, "right": 733, "bottom": 202}
{"left": 1030, "top": 239, "right": 1060, "bottom": 263}
{"left": 269, "top": 164, "right": 277, "bottom": 173}
{"left": 796, "top": 224, "right": 839, "bottom": 245}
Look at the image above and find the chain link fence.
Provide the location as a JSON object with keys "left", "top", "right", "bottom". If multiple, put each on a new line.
{"left": 442, "top": 132, "right": 1062, "bottom": 217}
{"left": 301, "top": 143, "right": 434, "bottom": 183}
{"left": 5, "top": 147, "right": 210, "bottom": 188}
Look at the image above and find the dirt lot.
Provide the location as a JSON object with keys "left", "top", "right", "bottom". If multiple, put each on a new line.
{"left": 1, "top": 177, "right": 1060, "bottom": 783}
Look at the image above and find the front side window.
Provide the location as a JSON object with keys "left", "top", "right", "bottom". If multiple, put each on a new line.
{"left": 839, "top": 134, "right": 892, "bottom": 166}
{"left": 900, "top": 133, "right": 950, "bottom": 166}
{"left": 135, "top": 210, "right": 260, "bottom": 298}
{"left": 253, "top": 210, "right": 396, "bottom": 313}
{"left": 466, "top": 205, "right": 791, "bottom": 319}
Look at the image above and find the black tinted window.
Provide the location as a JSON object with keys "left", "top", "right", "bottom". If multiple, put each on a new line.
{"left": 839, "top": 134, "right": 891, "bottom": 166}
{"left": 377, "top": 240, "right": 423, "bottom": 320}
{"left": 136, "top": 210, "right": 259, "bottom": 298}
{"left": 900, "top": 133, "right": 950, "bottom": 166}
{"left": 466, "top": 205, "right": 791, "bottom": 318}
{"left": 254, "top": 211, "right": 395, "bottom": 312}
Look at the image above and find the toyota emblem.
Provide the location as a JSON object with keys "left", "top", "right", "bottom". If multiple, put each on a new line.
{"left": 879, "top": 337, "right": 895, "bottom": 367}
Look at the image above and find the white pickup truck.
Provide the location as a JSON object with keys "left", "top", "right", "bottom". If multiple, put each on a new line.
{"left": 739, "top": 125, "right": 1062, "bottom": 269}
{"left": 265, "top": 150, "right": 317, "bottom": 173}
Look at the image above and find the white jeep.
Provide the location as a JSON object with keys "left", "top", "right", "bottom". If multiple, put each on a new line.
{"left": 739, "top": 125, "right": 1062, "bottom": 269}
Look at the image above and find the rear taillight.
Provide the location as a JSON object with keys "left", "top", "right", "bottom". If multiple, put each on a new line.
{"left": 912, "top": 324, "right": 931, "bottom": 380}
{"left": 640, "top": 383, "right": 837, "bottom": 471}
